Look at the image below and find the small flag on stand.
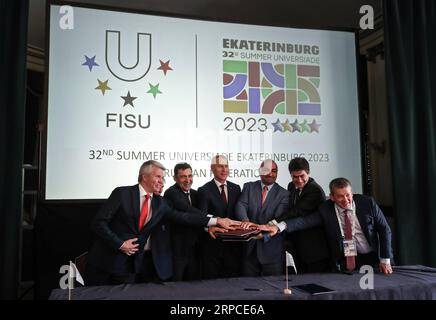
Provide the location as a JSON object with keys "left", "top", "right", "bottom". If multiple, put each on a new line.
{"left": 69, "top": 261, "right": 84, "bottom": 285}
{"left": 283, "top": 251, "right": 297, "bottom": 295}
{"left": 68, "top": 261, "right": 84, "bottom": 300}
{"left": 286, "top": 251, "right": 298, "bottom": 275}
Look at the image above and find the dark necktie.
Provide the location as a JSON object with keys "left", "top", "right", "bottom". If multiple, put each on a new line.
{"left": 344, "top": 209, "right": 356, "bottom": 272}
{"left": 220, "top": 184, "right": 227, "bottom": 205}
{"left": 293, "top": 188, "right": 301, "bottom": 205}
{"left": 185, "top": 191, "right": 191, "bottom": 206}
{"left": 139, "top": 193, "right": 150, "bottom": 229}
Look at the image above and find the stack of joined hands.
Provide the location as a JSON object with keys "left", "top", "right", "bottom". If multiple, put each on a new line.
{"left": 209, "top": 218, "right": 278, "bottom": 239}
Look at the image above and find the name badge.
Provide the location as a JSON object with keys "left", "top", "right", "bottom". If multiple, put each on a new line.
{"left": 343, "top": 239, "right": 357, "bottom": 257}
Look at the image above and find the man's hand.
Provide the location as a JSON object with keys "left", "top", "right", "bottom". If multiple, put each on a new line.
{"left": 208, "top": 226, "right": 227, "bottom": 239}
{"left": 120, "top": 238, "right": 139, "bottom": 256}
{"left": 240, "top": 221, "right": 259, "bottom": 230}
{"left": 216, "top": 217, "right": 241, "bottom": 230}
{"left": 379, "top": 262, "right": 393, "bottom": 274}
{"left": 257, "top": 224, "right": 279, "bottom": 237}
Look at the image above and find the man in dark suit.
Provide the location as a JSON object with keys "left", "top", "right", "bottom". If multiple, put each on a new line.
{"left": 271, "top": 157, "right": 330, "bottom": 273}
{"left": 235, "top": 159, "right": 289, "bottom": 276}
{"left": 164, "top": 162, "right": 203, "bottom": 281}
{"left": 198, "top": 155, "right": 242, "bottom": 279}
{"left": 86, "top": 160, "right": 239, "bottom": 285}
{"left": 261, "top": 177, "right": 393, "bottom": 274}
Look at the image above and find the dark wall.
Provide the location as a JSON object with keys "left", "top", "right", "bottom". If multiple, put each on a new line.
{"left": 28, "top": 0, "right": 382, "bottom": 49}
{"left": 34, "top": 203, "right": 101, "bottom": 299}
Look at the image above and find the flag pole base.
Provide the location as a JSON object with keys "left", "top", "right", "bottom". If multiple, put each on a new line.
{"left": 283, "top": 288, "right": 292, "bottom": 295}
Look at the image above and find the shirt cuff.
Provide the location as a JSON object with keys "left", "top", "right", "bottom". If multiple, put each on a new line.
{"left": 268, "top": 219, "right": 286, "bottom": 233}
{"left": 276, "top": 221, "right": 287, "bottom": 233}
{"left": 380, "top": 258, "right": 390, "bottom": 265}
{"left": 207, "top": 217, "right": 218, "bottom": 227}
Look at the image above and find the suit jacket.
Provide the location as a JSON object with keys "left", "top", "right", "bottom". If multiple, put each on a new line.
{"left": 278, "top": 177, "right": 326, "bottom": 220}
{"left": 164, "top": 184, "right": 203, "bottom": 257}
{"left": 235, "top": 181, "right": 290, "bottom": 264}
{"left": 285, "top": 194, "right": 393, "bottom": 270}
{"left": 198, "top": 180, "right": 241, "bottom": 219}
{"left": 277, "top": 177, "right": 329, "bottom": 264}
{"left": 87, "top": 184, "right": 209, "bottom": 280}
{"left": 197, "top": 179, "right": 242, "bottom": 278}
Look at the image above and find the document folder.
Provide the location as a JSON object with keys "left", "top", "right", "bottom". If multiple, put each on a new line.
{"left": 292, "top": 283, "right": 335, "bottom": 295}
{"left": 215, "top": 229, "right": 260, "bottom": 241}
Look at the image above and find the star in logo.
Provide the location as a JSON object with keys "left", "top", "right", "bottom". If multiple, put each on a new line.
{"left": 95, "top": 79, "right": 111, "bottom": 95}
{"left": 291, "top": 119, "right": 302, "bottom": 132}
{"left": 300, "top": 119, "right": 310, "bottom": 132}
{"left": 147, "top": 83, "right": 162, "bottom": 99}
{"left": 121, "top": 91, "right": 137, "bottom": 107}
{"left": 309, "top": 120, "right": 321, "bottom": 133}
{"left": 82, "top": 55, "right": 99, "bottom": 71}
{"left": 271, "top": 119, "right": 284, "bottom": 132}
{"left": 281, "top": 119, "right": 293, "bottom": 132}
{"left": 157, "top": 59, "right": 173, "bottom": 75}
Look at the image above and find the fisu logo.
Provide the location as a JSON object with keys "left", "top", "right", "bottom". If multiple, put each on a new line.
{"left": 80, "top": 29, "right": 172, "bottom": 129}
{"left": 105, "top": 30, "right": 152, "bottom": 82}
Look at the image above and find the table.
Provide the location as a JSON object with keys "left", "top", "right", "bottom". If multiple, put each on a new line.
{"left": 49, "top": 265, "right": 436, "bottom": 300}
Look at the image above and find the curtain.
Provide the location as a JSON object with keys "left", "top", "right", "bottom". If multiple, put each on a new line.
{"left": 384, "top": 0, "right": 436, "bottom": 266}
{"left": 0, "top": 0, "right": 29, "bottom": 299}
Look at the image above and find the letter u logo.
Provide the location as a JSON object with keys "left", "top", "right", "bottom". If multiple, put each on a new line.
{"left": 105, "top": 30, "right": 151, "bottom": 82}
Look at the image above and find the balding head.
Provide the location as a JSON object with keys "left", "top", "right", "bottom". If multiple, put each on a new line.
{"left": 260, "top": 159, "right": 278, "bottom": 186}
{"left": 211, "top": 154, "right": 229, "bottom": 184}
{"left": 211, "top": 154, "right": 228, "bottom": 166}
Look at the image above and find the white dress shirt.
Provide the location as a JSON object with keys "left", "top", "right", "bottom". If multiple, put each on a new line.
{"left": 214, "top": 179, "right": 227, "bottom": 200}
{"left": 139, "top": 184, "right": 153, "bottom": 250}
{"left": 335, "top": 202, "right": 390, "bottom": 264}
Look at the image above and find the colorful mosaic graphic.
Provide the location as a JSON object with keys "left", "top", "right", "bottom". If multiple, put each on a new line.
{"left": 223, "top": 61, "right": 320, "bottom": 116}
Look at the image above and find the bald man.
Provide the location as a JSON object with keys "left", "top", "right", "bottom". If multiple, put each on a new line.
{"left": 198, "top": 155, "right": 242, "bottom": 279}
{"left": 235, "top": 160, "right": 290, "bottom": 276}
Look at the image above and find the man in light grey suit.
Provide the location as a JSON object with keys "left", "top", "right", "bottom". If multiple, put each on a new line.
{"left": 235, "top": 160, "right": 290, "bottom": 276}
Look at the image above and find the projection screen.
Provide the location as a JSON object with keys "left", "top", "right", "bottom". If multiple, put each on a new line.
{"left": 45, "top": 4, "right": 363, "bottom": 200}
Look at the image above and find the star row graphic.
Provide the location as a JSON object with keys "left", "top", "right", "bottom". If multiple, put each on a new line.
{"left": 272, "top": 119, "right": 321, "bottom": 133}
{"left": 82, "top": 55, "right": 172, "bottom": 107}
{"left": 94, "top": 81, "right": 162, "bottom": 107}
{"left": 82, "top": 55, "right": 173, "bottom": 74}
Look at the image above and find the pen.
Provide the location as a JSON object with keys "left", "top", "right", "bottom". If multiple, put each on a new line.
{"left": 244, "top": 288, "right": 262, "bottom": 291}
